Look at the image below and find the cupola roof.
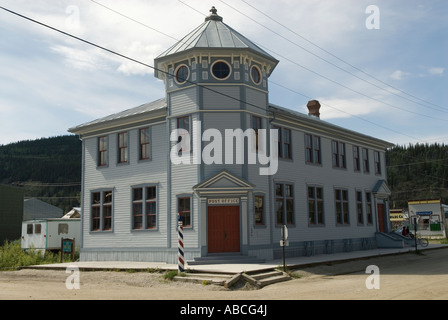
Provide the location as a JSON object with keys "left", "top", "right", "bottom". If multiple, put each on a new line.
{"left": 154, "top": 7, "right": 278, "bottom": 77}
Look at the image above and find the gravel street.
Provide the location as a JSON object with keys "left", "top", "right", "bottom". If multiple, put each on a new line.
{"left": 1, "top": 247, "right": 447, "bottom": 300}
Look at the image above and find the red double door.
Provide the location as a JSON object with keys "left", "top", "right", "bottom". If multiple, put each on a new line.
{"left": 208, "top": 206, "right": 240, "bottom": 253}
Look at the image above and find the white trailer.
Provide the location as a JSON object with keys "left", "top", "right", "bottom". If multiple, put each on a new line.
{"left": 21, "top": 218, "right": 80, "bottom": 253}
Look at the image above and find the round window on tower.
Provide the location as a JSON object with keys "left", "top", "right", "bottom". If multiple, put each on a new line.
{"left": 211, "top": 60, "right": 231, "bottom": 80}
{"left": 250, "top": 65, "right": 262, "bottom": 85}
{"left": 175, "top": 65, "right": 190, "bottom": 84}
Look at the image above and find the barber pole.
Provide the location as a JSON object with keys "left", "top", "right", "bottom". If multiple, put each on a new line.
{"left": 178, "top": 215, "right": 184, "bottom": 274}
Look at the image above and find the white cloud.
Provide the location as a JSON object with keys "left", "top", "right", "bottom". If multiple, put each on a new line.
{"left": 50, "top": 45, "right": 111, "bottom": 71}
{"left": 428, "top": 67, "right": 444, "bottom": 76}
{"left": 390, "top": 70, "right": 409, "bottom": 80}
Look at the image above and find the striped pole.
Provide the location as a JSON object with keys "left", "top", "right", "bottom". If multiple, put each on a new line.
{"left": 178, "top": 214, "right": 184, "bottom": 274}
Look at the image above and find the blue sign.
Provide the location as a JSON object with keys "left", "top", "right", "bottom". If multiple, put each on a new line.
{"left": 416, "top": 211, "right": 432, "bottom": 216}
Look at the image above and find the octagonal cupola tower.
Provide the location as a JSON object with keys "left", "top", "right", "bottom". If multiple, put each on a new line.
{"left": 155, "top": 7, "right": 279, "bottom": 181}
{"left": 154, "top": 7, "right": 279, "bottom": 117}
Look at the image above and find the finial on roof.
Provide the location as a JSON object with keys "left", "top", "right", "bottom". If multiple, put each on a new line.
{"left": 205, "top": 6, "right": 223, "bottom": 21}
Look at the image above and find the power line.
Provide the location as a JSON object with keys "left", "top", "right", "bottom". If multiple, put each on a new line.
{"left": 0, "top": 5, "right": 424, "bottom": 142}
{"left": 216, "top": 0, "right": 448, "bottom": 121}
{"left": 238, "top": 0, "right": 448, "bottom": 113}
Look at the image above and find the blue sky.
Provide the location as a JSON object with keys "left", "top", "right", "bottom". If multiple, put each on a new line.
{"left": 0, "top": 0, "right": 446, "bottom": 146}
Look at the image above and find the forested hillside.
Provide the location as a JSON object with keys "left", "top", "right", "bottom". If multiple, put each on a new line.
{"left": 0, "top": 135, "right": 447, "bottom": 214}
{"left": 0, "top": 135, "right": 81, "bottom": 213}
{"left": 386, "top": 143, "right": 448, "bottom": 209}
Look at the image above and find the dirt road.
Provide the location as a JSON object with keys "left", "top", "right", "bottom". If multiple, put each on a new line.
{"left": 1, "top": 247, "right": 447, "bottom": 300}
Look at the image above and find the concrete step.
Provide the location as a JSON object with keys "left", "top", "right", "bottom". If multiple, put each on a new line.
{"left": 244, "top": 270, "right": 292, "bottom": 288}
{"left": 174, "top": 273, "right": 233, "bottom": 285}
{"left": 258, "top": 274, "right": 291, "bottom": 287}
{"left": 173, "top": 269, "right": 291, "bottom": 288}
{"left": 251, "top": 270, "right": 283, "bottom": 280}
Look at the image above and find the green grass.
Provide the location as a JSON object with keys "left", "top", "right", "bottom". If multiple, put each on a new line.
{"left": 0, "top": 240, "right": 79, "bottom": 271}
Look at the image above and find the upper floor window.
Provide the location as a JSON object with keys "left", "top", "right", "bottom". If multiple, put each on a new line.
{"left": 211, "top": 60, "right": 231, "bottom": 80}
{"left": 118, "top": 132, "right": 128, "bottom": 164}
{"left": 175, "top": 64, "right": 189, "bottom": 84}
{"left": 252, "top": 116, "right": 262, "bottom": 151}
{"left": 362, "top": 148, "right": 370, "bottom": 173}
{"left": 98, "top": 136, "right": 108, "bottom": 167}
{"left": 353, "top": 146, "right": 361, "bottom": 172}
{"left": 177, "top": 116, "right": 190, "bottom": 154}
{"left": 305, "top": 134, "right": 321, "bottom": 165}
{"left": 274, "top": 126, "right": 292, "bottom": 159}
{"left": 250, "top": 66, "right": 262, "bottom": 85}
{"left": 332, "top": 140, "right": 346, "bottom": 169}
{"left": 139, "top": 128, "right": 150, "bottom": 160}
{"left": 374, "top": 151, "right": 382, "bottom": 175}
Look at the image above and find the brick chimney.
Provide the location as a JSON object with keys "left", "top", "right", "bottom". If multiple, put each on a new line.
{"left": 307, "top": 100, "right": 321, "bottom": 118}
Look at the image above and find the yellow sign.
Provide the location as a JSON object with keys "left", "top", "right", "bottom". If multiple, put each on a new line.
{"left": 390, "top": 213, "right": 404, "bottom": 221}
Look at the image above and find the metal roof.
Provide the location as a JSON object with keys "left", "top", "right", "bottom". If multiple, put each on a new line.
{"left": 156, "top": 8, "right": 277, "bottom": 63}
{"left": 68, "top": 98, "right": 166, "bottom": 134}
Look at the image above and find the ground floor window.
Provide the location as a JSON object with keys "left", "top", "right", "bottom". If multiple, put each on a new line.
{"left": 357, "top": 191, "right": 364, "bottom": 224}
{"left": 254, "top": 195, "right": 264, "bottom": 226}
{"left": 132, "top": 185, "right": 157, "bottom": 230}
{"left": 178, "top": 196, "right": 191, "bottom": 227}
{"left": 275, "top": 183, "right": 294, "bottom": 225}
{"left": 308, "top": 186, "right": 324, "bottom": 225}
{"left": 366, "top": 192, "right": 373, "bottom": 224}
{"left": 91, "top": 190, "right": 113, "bottom": 231}
{"left": 335, "top": 188, "right": 349, "bottom": 225}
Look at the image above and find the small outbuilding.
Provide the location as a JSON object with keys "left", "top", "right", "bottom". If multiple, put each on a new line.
{"left": 21, "top": 218, "right": 80, "bottom": 253}
{"left": 23, "top": 198, "right": 63, "bottom": 221}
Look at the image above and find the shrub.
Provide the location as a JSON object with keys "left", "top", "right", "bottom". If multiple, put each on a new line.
{"left": 0, "top": 240, "right": 77, "bottom": 270}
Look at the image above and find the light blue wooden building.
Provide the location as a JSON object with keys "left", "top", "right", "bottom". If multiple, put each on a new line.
{"left": 69, "top": 8, "right": 394, "bottom": 263}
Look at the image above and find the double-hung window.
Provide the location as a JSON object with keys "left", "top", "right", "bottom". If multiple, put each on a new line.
{"left": 305, "top": 134, "right": 321, "bottom": 164}
{"left": 362, "top": 148, "right": 370, "bottom": 173}
{"left": 275, "top": 183, "right": 294, "bottom": 225}
{"left": 139, "top": 127, "right": 150, "bottom": 160}
{"left": 356, "top": 191, "right": 363, "bottom": 224}
{"left": 254, "top": 195, "right": 264, "bottom": 226}
{"left": 282, "top": 128, "right": 292, "bottom": 159}
{"left": 91, "top": 190, "right": 113, "bottom": 231}
{"left": 335, "top": 188, "right": 349, "bottom": 225}
{"left": 308, "top": 186, "right": 324, "bottom": 225}
{"left": 366, "top": 192, "right": 373, "bottom": 224}
{"left": 98, "top": 136, "right": 108, "bottom": 167}
{"left": 132, "top": 185, "right": 157, "bottom": 230}
{"left": 332, "top": 140, "right": 346, "bottom": 169}
{"left": 177, "top": 116, "right": 190, "bottom": 154}
{"left": 178, "top": 196, "right": 191, "bottom": 227}
{"left": 274, "top": 126, "right": 292, "bottom": 159}
{"left": 118, "top": 132, "right": 128, "bottom": 164}
{"left": 353, "top": 146, "right": 361, "bottom": 172}
{"left": 252, "top": 116, "right": 262, "bottom": 151}
{"left": 374, "top": 151, "right": 382, "bottom": 175}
